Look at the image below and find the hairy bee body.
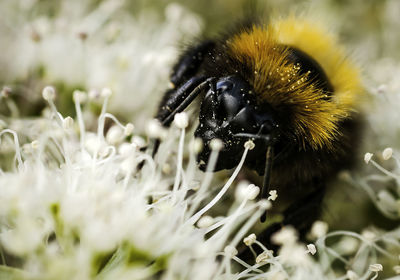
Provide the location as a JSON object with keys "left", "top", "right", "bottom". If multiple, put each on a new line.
{"left": 155, "top": 17, "right": 362, "bottom": 240}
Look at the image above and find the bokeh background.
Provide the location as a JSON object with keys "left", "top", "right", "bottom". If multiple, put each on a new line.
{"left": 2, "top": 0, "right": 400, "bottom": 124}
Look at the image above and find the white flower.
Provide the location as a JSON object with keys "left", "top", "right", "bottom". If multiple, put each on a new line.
{"left": 131, "top": 136, "right": 146, "bottom": 148}
{"left": 335, "top": 236, "right": 359, "bottom": 255}
{"left": 364, "top": 152, "right": 373, "bottom": 164}
{"left": 106, "top": 126, "right": 124, "bottom": 145}
{"left": 268, "top": 190, "right": 278, "bottom": 201}
{"left": 382, "top": 147, "right": 393, "bottom": 160}
{"left": 88, "top": 89, "right": 101, "bottom": 100}
{"left": 31, "top": 140, "right": 39, "bottom": 150}
{"left": 256, "top": 250, "right": 273, "bottom": 263}
{"left": 244, "top": 140, "right": 255, "bottom": 150}
{"left": 101, "top": 88, "right": 113, "bottom": 98}
{"left": 42, "top": 86, "right": 56, "bottom": 101}
{"left": 197, "top": 216, "right": 214, "bottom": 228}
{"left": 73, "top": 90, "right": 88, "bottom": 104}
{"left": 235, "top": 183, "right": 260, "bottom": 201}
{"left": 173, "top": 112, "right": 189, "bottom": 129}
{"left": 243, "top": 233, "right": 257, "bottom": 246}
{"left": 310, "top": 220, "right": 328, "bottom": 239}
{"left": 209, "top": 138, "right": 223, "bottom": 151}
{"left": 361, "top": 229, "right": 376, "bottom": 241}
{"left": 1, "top": 86, "right": 12, "bottom": 98}
{"left": 306, "top": 244, "right": 317, "bottom": 255}
{"left": 190, "top": 138, "right": 203, "bottom": 154}
{"left": 272, "top": 226, "right": 298, "bottom": 245}
{"left": 346, "top": 270, "right": 359, "bottom": 280}
{"left": 124, "top": 123, "right": 134, "bottom": 136}
{"left": 62, "top": 116, "right": 74, "bottom": 130}
{"left": 369, "top": 263, "right": 383, "bottom": 272}
{"left": 146, "top": 119, "right": 167, "bottom": 139}
{"left": 224, "top": 245, "right": 238, "bottom": 257}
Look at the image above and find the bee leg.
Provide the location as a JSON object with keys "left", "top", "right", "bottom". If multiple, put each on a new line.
{"left": 156, "top": 76, "right": 207, "bottom": 125}
{"left": 149, "top": 41, "right": 216, "bottom": 158}
{"left": 152, "top": 77, "right": 215, "bottom": 157}
{"left": 170, "top": 40, "right": 215, "bottom": 87}
{"left": 260, "top": 145, "right": 274, "bottom": 222}
{"left": 156, "top": 40, "right": 216, "bottom": 122}
{"left": 137, "top": 77, "right": 208, "bottom": 171}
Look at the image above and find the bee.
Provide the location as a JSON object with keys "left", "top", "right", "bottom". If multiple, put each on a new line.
{"left": 153, "top": 17, "right": 362, "bottom": 242}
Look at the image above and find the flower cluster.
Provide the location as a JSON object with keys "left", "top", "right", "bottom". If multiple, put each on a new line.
{"left": 0, "top": 88, "right": 277, "bottom": 279}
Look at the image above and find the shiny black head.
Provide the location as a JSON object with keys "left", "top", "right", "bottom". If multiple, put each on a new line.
{"left": 194, "top": 76, "right": 278, "bottom": 174}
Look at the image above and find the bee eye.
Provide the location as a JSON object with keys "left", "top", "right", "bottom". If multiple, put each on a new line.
{"left": 218, "top": 91, "right": 241, "bottom": 119}
{"left": 229, "top": 107, "right": 257, "bottom": 131}
{"left": 213, "top": 76, "right": 253, "bottom": 121}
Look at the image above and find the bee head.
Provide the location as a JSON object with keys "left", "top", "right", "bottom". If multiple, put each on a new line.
{"left": 195, "top": 76, "right": 278, "bottom": 173}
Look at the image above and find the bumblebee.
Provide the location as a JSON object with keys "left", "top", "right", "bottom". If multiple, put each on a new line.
{"left": 154, "top": 17, "right": 362, "bottom": 241}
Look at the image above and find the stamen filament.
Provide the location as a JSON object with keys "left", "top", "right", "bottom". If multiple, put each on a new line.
{"left": 185, "top": 146, "right": 250, "bottom": 226}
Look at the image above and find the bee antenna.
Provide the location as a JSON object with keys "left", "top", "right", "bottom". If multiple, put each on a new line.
{"left": 260, "top": 145, "right": 274, "bottom": 222}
